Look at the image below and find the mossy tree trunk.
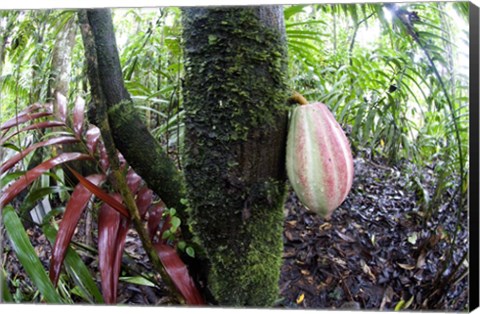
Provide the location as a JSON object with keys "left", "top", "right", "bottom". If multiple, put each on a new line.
{"left": 182, "top": 7, "right": 289, "bottom": 306}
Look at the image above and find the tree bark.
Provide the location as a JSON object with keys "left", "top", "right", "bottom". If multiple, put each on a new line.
{"left": 49, "top": 17, "right": 77, "bottom": 98}
{"left": 182, "top": 6, "right": 289, "bottom": 306}
{"left": 81, "top": 9, "right": 189, "bottom": 227}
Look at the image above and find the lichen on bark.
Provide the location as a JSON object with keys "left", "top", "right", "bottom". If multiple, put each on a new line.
{"left": 182, "top": 6, "right": 289, "bottom": 306}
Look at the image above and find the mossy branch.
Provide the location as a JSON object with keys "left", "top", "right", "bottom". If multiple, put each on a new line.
{"left": 78, "top": 9, "right": 185, "bottom": 304}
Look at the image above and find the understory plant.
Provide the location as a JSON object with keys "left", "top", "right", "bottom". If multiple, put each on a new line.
{"left": 0, "top": 92, "right": 204, "bottom": 304}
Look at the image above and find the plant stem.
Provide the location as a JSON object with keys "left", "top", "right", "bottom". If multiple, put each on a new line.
{"left": 77, "top": 9, "right": 185, "bottom": 304}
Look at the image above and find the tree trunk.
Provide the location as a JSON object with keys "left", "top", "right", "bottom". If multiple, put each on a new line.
{"left": 49, "top": 17, "right": 78, "bottom": 98}
{"left": 181, "top": 7, "right": 289, "bottom": 306}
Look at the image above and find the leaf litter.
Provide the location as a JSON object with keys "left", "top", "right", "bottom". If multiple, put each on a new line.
{"left": 278, "top": 156, "right": 469, "bottom": 311}
{"left": 1, "top": 156, "right": 469, "bottom": 308}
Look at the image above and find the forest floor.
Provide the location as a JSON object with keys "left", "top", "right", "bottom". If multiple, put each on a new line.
{"left": 2, "top": 154, "right": 469, "bottom": 310}
{"left": 278, "top": 155, "right": 469, "bottom": 311}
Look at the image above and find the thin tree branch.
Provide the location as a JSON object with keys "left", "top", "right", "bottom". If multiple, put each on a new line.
{"left": 77, "top": 9, "right": 185, "bottom": 304}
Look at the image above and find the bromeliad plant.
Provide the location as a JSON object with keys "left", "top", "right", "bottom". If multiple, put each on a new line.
{"left": 1, "top": 93, "right": 204, "bottom": 305}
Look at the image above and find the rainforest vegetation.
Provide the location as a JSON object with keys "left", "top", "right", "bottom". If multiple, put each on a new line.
{"left": 0, "top": 2, "right": 471, "bottom": 310}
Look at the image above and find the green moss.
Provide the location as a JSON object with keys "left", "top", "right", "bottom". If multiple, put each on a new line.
{"left": 107, "top": 101, "right": 188, "bottom": 222}
{"left": 182, "top": 7, "right": 289, "bottom": 306}
{"left": 205, "top": 180, "right": 286, "bottom": 306}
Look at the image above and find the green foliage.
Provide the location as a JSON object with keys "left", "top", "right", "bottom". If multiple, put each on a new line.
{"left": 2, "top": 205, "right": 64, "bottom": 303}
{"left": 0, "top": 10, "right": 80, "bottom": 120}
{"left": 0, "top": 4, "right": 470, "bottom": 306}
{"left": 283, "top": 3, "right": 469, "bottom": 212}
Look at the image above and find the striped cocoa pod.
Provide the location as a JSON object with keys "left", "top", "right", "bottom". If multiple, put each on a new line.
{"left": 286, "top": 102, "right": 354, "bottom": 219}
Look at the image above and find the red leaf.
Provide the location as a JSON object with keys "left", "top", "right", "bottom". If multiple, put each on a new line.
{"left": 112, "top": 216, "right": 130, "bottom": 297}
{"left": 86, "top": 126, "right": 101, "bottom": 154}
{"left": 49, "top": 174, "right": 105, "bottom": 285}
{"left": 148, "top": 202, "right": 165, "bottom": 241}
{"left": 98, "top": 194, "right": 130, "bottom": 304}
{"left": 0, "top": 121, "right": 66, "bottom": 145}
{"left": 155, "top": 243, "right": 205, "bottom": 305}
{"left": 0, "top": 112, "right": 52, "bottom": 131}
{"left": 55, "top": 92, "right": 67, "bottom": 122}
{"left": 0, "top": 153, "right": 92, "bottom": 208}
{"left": 126, "top": 169, "right": 142, "bottom": 194}
{"left": 136, "top": 186, "right": 153, "bottom": 218}
{"left": 73, "top": 97, "right": 85, "bottom": 137}
{"left": 0, "top": 103, "right": 43, "bottom": 132}
{"left": 98, "top": 198, "right": 122, "bottom": 304}
{"left": 1, "top": 136, "right": 79, "bottom": 174}
{"left": 68, "top": 167, "right": 129, "bottom": 218}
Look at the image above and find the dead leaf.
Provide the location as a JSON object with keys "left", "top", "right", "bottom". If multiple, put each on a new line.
{"left": 397, "top": 263, "right": 416, "bottom": 270}
{"left": 380, "top": 286, "right": 394, "bottom": 311}
{"left": 416, "top": 250, "right": 426, "bottom": 268}
{"left": 360, "top": 259, "right": 376, "bottom": 282}
{"left": 296, "top": 293, "right": 305, "bottom": 304}
{"left": 319, "top": 222, "right": 332, "bottom": 231}
{"left": 335, "top": 230, "right": 356, "bottom": 242}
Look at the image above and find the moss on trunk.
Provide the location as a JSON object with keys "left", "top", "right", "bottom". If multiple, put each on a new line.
{"left": 182, "top": 7, "right": 289, "bottom": 306}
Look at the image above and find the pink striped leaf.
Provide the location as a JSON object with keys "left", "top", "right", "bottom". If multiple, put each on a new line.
{"left": 126, "top": 169, "right": 142, "bottom": 194}
{"left": 97, "top": 141, "right": 110, "bottom": 171}
{"left": 98, "top": 197, "right": 122, "bottom": 304}
{"left": 136, "top": 186, "right": 153, "bottom": 218}
{"left": 86, "top": 126, "right": 101, "bottom": 154}
{"left": 147, "top": 202, "right": 165, "bottom": 241}
{"left": 112, "top": 216, "right": 130, "bottom": 299}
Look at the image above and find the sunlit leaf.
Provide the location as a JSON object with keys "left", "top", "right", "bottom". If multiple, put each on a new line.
{"left": 119, "top": 276, "right": 156, "bottom": 287}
